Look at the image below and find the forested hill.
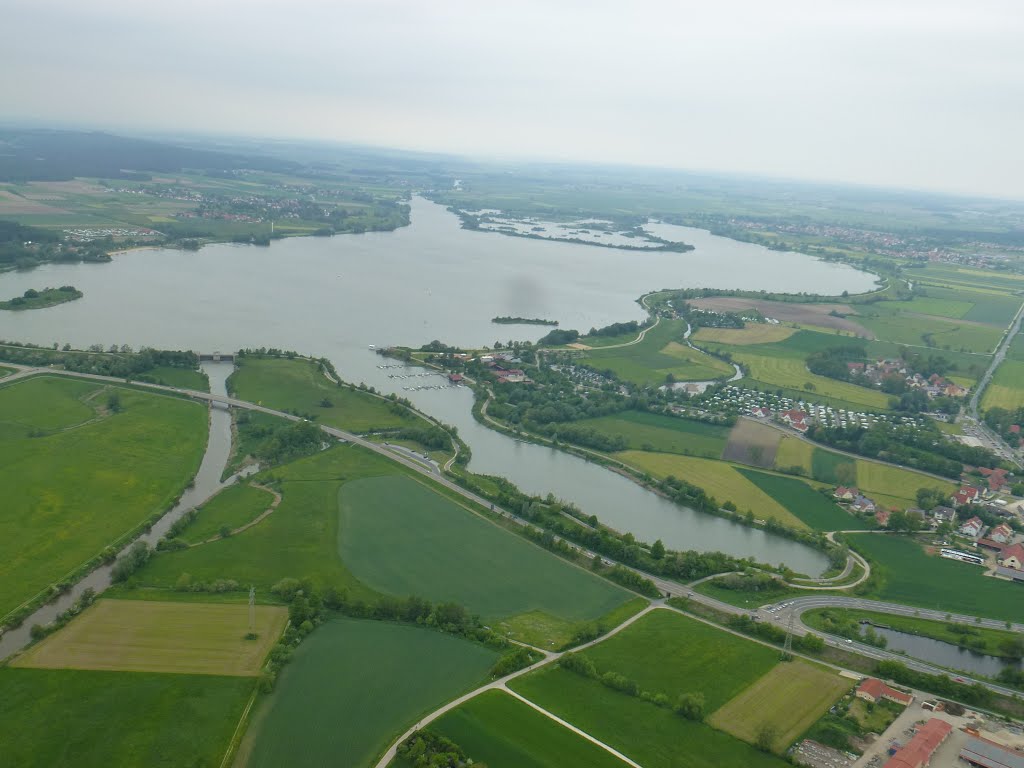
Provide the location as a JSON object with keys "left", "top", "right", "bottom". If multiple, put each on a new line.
{"left": 0, "top": 129, "right": 300, "bottom": 182}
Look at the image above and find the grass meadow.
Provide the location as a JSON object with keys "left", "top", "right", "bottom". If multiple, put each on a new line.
{"left": 0, "top": 667, "right": 253, "bottom": 768}
{"left": 13, "top": 600, "right": 287, "bottom": 676}
{"left": 0, "top": 375, "right": 207, "bottom": 620}
{"left": 228, "top": 356, "right": 417, "bottom": 433}
{"left": 982, "top": 359, "right": 1024, "bottom": 412}
{"left": 576, "top": 609, "right": 779, "bottom": 712}
{"left": 708, "top": 661, "right": 853, "bottom": 752}
{"left": 578, "top": 319, "right": 734, "bottom": 386}
{"left": 238, "top": 618, "right": 499, "bottom": 768}
{"left": 774, "top": 436, "right": 814, "bottom": 473}
{"left": 846, "top": 534, "right": 1024, "bottom": 623}
{"left": 616, "top": 451, "right": 803, "bottom": 528}
{"left": 182, "top": 483, "right": 276, "bottom": 544}
{"left": 509, "top": 667, "right": 789, "bottom": 768}
{"left": 426, "top": 690, "right": 630, "bottom": 768}
{"left": 574, "top": 410, "right": 729, "bottom": 458}
{"left": 853, "top": 461, "right": 954, "bottom": 510}
{"left": 691, "top": 324, "right": 797, "bottom": 345}
{"left": 338, "top": 475, "right": 632, "bottom": 634}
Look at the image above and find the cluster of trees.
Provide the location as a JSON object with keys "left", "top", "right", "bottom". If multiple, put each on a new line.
{"left": 876, "top": 660, "right": 993, "bottom": 706}
{"left": 711, "top": 572, "right": 790, "bottom": 596}
{"left": 984, "top": 406, "right": 1024, "bottom": 445}
{"left": 585, "top": 320, "right": 646, "bottom": 338}
{"left": 111, "top": 541, "right": 152, "bottom": 582}
{"left": 386, "top": 425, "right": 451, "bottom": 451}
{"left": 807, "top": 421, "right": 999, "bottom": 479}
{"left": 810, "top": 610, "right": 888, "bottom": 648}
{"left": 29, "top": 587, "right": 97, "bottom": 643}
{"left": 725, "top": 613, "right": 825, "bottom": 653}
{"left": 559, "top": 651, "right": 706, "bottom": 720}
{"left": 397, "top": 731, "right": 480, "bottom": 768}
{"left": 254, "top": 420, "right": 323, "bottom": 465}
{"left": 806, "top": 345, "right": 868, "bottom": 381}
{"left": 537, "top": 328, "right": 580, "bottom": 346}
{"left": 0, "top": 341, "right": 200, "bottom": 379}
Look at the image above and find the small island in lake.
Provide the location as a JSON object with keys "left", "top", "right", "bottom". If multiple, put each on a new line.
{"left": 491, "top": 316, "right": 559, "bottom": 326}
{"left": 0, "top": 286, "right": 83, "bottom": 311}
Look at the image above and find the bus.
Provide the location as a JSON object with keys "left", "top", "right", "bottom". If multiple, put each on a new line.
{"left": 940, "top": 548, "right": 985, "bottom": 566}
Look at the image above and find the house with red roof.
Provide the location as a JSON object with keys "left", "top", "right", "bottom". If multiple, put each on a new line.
{"left": 834, "top": 486, "right": 859, "bottom": 501}
{"left": 884, "top": 719, "right": 952, "bottom": 768}
{"left": 953, "top": 487, "right": 982, "bottom": 507}
{"left": 990, "top": 522, "right": 1014, "bottom": 544}
{"left": 856, "top": 678, "right": 913, "bottom": 707}
{"left": 779, "top": 409, "right": 810, "bottom": 432}
{"left": 959, "top": 516, "right": 984, "bottom": 538}
{"left": 750, "top": 406, "right": 771, "bottom": 418}
{"left": 875, "top": 508, "right": 891, "bottom": 528}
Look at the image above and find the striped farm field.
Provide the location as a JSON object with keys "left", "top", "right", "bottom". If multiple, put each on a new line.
{"left": 982, "top": 360, "right": 1024, "bottom": 412}
{"left": 709, "top": 660, "right": 853, "bottom": 753}
{"left": 616, "top": 451, "right": 803, "bottom": 528}
{"left": 12, "top": 599, "right": 287, "bottom": 676}
{"left": 691, "top": 324, "right": 797, "bottom": 345}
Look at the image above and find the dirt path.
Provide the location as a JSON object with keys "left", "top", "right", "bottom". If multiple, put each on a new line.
{"left": 189, "top": 484, "right": 281, "bottom": 547}
{"left": 370, "top": 603, "right": 657, "bottom": 768}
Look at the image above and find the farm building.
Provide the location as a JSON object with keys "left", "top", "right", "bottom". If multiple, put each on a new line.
{"left": 855, "top": 678, "right": 913, "bottom": 707}
{"left": 883, "top": 718, "right": 951, "bottom": 768}
{"left": 999, "top": 543, "right": 1024, "bottom": 570}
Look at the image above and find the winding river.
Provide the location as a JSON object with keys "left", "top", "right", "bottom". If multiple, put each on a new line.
{"left": 0, "top": 198, "right": 880, "bottom": 578}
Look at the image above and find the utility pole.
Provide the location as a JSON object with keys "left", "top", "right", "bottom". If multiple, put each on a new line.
{"left": 248, "top": 585, "right": 256, "bottom": 636}
{"left": 782, "top": 611, "right": 794, "bottom": 661}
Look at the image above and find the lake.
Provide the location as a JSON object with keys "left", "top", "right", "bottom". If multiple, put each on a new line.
{"left": 0, "top": 197, "right": 879, "bottom": 574}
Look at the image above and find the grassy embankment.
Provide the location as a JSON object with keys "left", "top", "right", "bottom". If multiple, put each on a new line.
{"left": 0, "top": 375, "right": 206, "bottom": 620}
{"left": 803, "top": 607, "right": 1024, "bottom": 659}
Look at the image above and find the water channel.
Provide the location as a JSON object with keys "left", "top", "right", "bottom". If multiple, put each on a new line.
{"left": 0, "top": 362, "right": 240, "bottom": 660}
{"left": 866, "top": 625, "right": 1023, "bottom": 680}
{"left": 0, "top": 198, "right": 880, "bottom": 580}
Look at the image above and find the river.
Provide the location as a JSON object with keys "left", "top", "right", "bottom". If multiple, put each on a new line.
{"left": 0, "top": 198, "right": 878, "bottom": 575}
{"left": 868, "top": 625, "right": 1022, "bottom": 680}
{"left": 0, "top": 362, "right": 240, "bottom": 660}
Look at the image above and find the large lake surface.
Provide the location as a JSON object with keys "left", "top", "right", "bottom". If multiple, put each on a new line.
{"left": 0, "top": 197, "right": 878, "bottom": 575}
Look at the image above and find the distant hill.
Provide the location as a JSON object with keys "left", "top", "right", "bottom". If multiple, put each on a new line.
{"left": 0, "top": 129, "right": 300, "bottom": 182}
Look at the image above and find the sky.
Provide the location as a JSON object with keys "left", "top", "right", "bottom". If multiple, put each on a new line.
{"left": 3, "top": 0, "right": 1022, "bottom": 199}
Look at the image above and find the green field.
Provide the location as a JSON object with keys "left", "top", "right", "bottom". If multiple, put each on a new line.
{"left": 427, "top": 690, "right": 629, "bottom": 768}
{"left": 810, "top": 448, "right": 855, "bottom": 484}
{"left": 734, "top": 352, "right": 891, "bottom": 409}
{"left": 577, "top": 319, "right": 735, "bottom": 386}
{"left": 182, "top": 483, "right": 275, "bottom": 544}
{"left": 775, "top": 436, "right": 814, "bottom": 474}
{"left": 133, "top": 445, "right": 393, "bottom": 601}
{"left": 0, "top": 375, "right": 207, "bottom": 620}
{"left": 239, "top": 618, "right": 499, "bottom": 768}
{"left": 616, "top": 451, "right": 803, "bottom": 527}
{"left": 737, "top": 469, "right": 865, "bottom": 531}
{"left": 573, "top": 410, "right": 729, "bottom": 458}
{"left": 847, "top": 534, "right": 1024, "bottom": 623}
{"left": 13, "top": 599, "right": 287, "bottom": 676}
{"left": 982, "top": 359, "right": 1024, "bottom": 412}
{"left": 693, "top": 578, "right": 806, "bottom": 609}
{"left": 853, "top": 461, "right": 954, "bottom": 509}
{"left": 228, "top": 356, "right": 418, "bottom": 433}
{"left": 135, "top": 365, "right": 210, "bottom": 391}
{"left": 339, "top": 475, "right": 632, "bottom": 631}
{"left": 0, "top": 667, "right": 253, "bottom": 768}
{"left": 708, "top": 661, "right": 853, "bottom": 752}
{"left": 576, "top": 609, "right": 779, "bottom": 712}
{"left": 509, "top": 667, "right": 788, "bottom": 768}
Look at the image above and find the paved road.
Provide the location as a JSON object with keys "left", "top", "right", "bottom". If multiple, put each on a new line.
{"left": 4, "top": 364, "right": 1020, "bottom": 699}
{"left": 965, "top": 297, "right": 1024, "bottom": 468}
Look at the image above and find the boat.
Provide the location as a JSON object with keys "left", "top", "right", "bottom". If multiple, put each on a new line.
{"left": 368, "top": 344, "right": 376, "bottom": 350}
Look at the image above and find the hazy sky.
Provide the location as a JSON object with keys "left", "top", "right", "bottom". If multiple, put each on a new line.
{"left": 4, "top": 0, "right": 1022, "bottom": 198}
